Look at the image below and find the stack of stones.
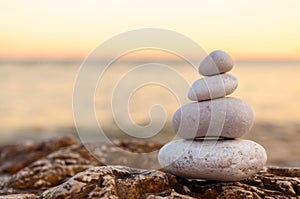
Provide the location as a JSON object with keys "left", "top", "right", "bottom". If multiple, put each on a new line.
{"left": 158, "top": 50, "right": 267, "bottom": 181}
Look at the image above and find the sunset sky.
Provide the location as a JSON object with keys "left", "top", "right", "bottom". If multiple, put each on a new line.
{"left": 1, "top": 0, "right": 300, "bottom": 60}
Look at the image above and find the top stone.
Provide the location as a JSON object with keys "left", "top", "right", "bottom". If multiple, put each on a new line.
{"left": 199, "top": 50, "right": 234, "bottom": 76}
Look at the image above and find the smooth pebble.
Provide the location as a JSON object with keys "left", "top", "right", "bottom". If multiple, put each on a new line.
{"left": 199, "top": 50, "right": 233, "bottom": 76}
{"left": 158, "top": 139, "right": 267, "bottom": 181}
{"left": 172, "top": 97, "right": 254, "bottom": 139}
{"left": 188, "top": 73, "right": 238, "bottom": 101}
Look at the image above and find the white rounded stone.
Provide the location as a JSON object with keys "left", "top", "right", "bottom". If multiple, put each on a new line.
{"left": 199, "top": 50, "right": 234, "bottom": 76}
{"left": 172, "top": 97, "right": 254, "bottom": 139}
{"left": 188, "top": 74, "right": 238, "bottom": 101}
{"left": 158, "top": 139, "right": 267, "bottom": 181}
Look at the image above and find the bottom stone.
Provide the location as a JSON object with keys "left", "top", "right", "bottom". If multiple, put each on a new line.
{"left": 158, "top": 139, "right": 267, "bottom": 181}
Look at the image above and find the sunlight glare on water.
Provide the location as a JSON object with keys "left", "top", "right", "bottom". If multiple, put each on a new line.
{"left": 0, "top": 61, "right": 300, "bottom": 133}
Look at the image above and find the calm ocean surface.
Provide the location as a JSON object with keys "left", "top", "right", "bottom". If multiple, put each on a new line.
{"left": 1, "top": 61, "right": 300, "bottom": 142}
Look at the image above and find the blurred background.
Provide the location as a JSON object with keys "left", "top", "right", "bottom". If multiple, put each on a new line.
{"left": 0, "top": 0, "right": 300, "bottom": 166}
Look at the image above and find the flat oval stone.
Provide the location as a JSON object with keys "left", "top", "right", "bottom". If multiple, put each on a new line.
{"left": 199, "top": 50, "right": 233, "bottom": 76}
{"left": 188, "top": 74, "right": 238, "bottom": 101}
{"left": 172, "top": 97, "right": 254, "bottom": 139}
{"left": 158, "top": 139, "right": 267, "bottom": 181}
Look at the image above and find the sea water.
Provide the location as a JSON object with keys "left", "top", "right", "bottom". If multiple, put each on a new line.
{"left": 0, "top": 61, "right": 300, "bottom": 143}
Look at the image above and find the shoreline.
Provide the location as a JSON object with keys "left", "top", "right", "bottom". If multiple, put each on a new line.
{"left": 0, "top": 121, "right": 299, "bottom": 167}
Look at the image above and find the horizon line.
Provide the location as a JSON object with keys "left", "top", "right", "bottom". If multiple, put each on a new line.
{"left": 0, "top": 57, "right": 300, "bottom": 64}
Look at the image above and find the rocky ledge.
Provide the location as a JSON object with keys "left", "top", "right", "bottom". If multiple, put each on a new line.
{"left": 0, "top": 135, "right": 299, "bottom": 199}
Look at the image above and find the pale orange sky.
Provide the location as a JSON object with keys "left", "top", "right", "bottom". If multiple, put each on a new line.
{"left": 1, "top": 0, "right": 300, "bottom": 60}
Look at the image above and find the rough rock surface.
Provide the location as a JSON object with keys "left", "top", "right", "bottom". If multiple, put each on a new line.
{"left": 40, "top": 166, "right": 170, "bottom": 199}
{"left": 0, "top": 135, "right": 77, "bottom": 174}
{"left": 0, "top": 135, "right": 299, "bottom": 198}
